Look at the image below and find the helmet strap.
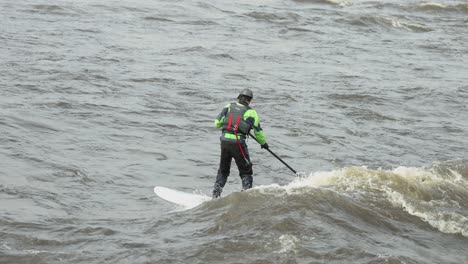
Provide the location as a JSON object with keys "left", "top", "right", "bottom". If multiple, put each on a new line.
{"left": 238, "top": 96, "right": 252, "bottom": 105}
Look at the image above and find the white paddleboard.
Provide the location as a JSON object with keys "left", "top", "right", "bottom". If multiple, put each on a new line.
{"left": 154, "top": 186, "right": 211, "bottom": 209}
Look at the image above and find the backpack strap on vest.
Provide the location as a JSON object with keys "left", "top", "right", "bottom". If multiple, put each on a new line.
{"left": 233, "top": 115, "right": 250, "bottom": 166}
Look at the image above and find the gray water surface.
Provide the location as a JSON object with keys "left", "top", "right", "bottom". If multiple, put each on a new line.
{"left": 1, "top": 0, "right": 467, "bottom": 263}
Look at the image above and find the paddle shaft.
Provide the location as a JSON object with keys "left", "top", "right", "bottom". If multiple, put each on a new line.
{"left": 248, "top": 132, "right": 297, "bottom": 175}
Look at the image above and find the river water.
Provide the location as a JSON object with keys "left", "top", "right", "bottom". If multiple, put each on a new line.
{"left": 1, "top": 0, "right": 467, "bottom": 263}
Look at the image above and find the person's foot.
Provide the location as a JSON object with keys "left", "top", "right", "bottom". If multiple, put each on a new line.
{"left": 212, "top": 189, "right": 221, "bottom": 199}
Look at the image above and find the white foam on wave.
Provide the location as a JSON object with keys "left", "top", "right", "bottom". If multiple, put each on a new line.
{"left": 345, "top": 166, "right": 467, "bottom": 237}
{"left": 386, "top": 187, "right": 468, "bottom": 237}
{"left": 419, "top": 3, "right": 447, "bottom": 9}
{"left": 294, "top": 0, "right": 352, "bottom": 7}
{"left": 2, "top": 243, "right": 12, "bottom": 250}
{"left": 254, "top": 166, "right": 468, "bottom": 237}
{"left": 252, "top": 170, "right": 336, "bottom": 196}
{"left": 276, "top": 234, "right": 299, "bottom": 254}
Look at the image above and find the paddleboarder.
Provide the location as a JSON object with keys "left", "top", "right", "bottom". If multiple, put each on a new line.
{"left": 212, "top": 88, "right": 269, "bottom": 198}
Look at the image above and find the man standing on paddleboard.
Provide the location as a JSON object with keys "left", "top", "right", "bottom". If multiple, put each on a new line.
{"left": 212, "top": 88, "right": 269, "bottom": 198}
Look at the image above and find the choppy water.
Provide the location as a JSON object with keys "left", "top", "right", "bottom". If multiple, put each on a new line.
{"left": 1, "top": 0, "right": 467, "bottom": 263}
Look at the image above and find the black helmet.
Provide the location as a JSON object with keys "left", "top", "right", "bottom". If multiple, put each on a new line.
{"left": 237, "top": 88, "right": 253, "bottom": 99}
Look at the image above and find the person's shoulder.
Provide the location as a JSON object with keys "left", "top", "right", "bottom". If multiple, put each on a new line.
{"left": 245, "top": 107, "right": 258, "bottom": 115}
{"left": 245, "top": 105, "right": 256, "bottom": 111}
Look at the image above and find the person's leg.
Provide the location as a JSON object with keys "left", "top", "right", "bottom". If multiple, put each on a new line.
{"left": 213, "top": 141, "right": 232, "bottom": 198}
{"left": 232, "top": 141, "right": 253, "bottom": 190}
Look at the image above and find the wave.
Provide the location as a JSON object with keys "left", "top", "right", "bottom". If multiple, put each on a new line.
{"left": 143, "top": 16, "right": 174, "bottom": 22}
{"left": 196, "top": 161, "right": 468, "bottom": 237}
{"left": 294, "top": 0, "right": 468, "bottom": 16}
{"left": 24, "top": 4, "right": 83, "bottom": 17}
{"left": 417, "top": 2, "right": 468, "bottom": 13}
{"left": 297, "top": 164, "right": 468, "bottom": 237}
{"left": 160, "top": 162, "right": 467, "bottom": 263}
{"left": 245, "top": 11, "right": 303, "bottom": 24}
{"left": 292, "top": 0, "right": 352, "bottom": 7}
{"left": 342, "top": 15, "right": 433, "bottom": 32}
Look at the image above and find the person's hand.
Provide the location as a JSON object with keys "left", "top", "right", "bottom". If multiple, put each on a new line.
{"left": 261, "top": 143, "right": 269, "bottom": 150}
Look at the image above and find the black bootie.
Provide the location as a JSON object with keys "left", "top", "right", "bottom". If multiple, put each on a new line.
{"left": 212, "top": 185, "right": 222, "bottom": 198}
{"left": 240, "top": 175, "right": 253, "bottom": 190}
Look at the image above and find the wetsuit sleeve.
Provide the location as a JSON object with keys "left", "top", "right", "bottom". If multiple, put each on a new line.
{"left": 214, "top": 104, "right": 230, "bottom": 128}
{"left": 245, "top": 109, "right": 266, "bottom": 145}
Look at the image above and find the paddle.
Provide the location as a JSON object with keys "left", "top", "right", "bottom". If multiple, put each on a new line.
{"left": 248, "top": 132, "right": 298, "bottom": 176}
